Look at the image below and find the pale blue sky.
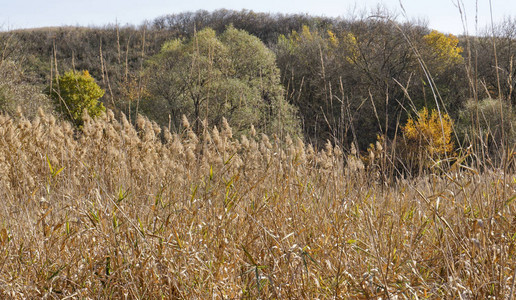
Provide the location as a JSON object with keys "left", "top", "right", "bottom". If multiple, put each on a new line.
{"left": 1, "top": 0, "right": 515, "bottom": 35}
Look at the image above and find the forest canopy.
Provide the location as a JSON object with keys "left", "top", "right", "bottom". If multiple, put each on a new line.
{"left": 0, "top": 9, "right": 515, "bottom": 156}
{"left": 143, "top": 26, "right": 300, "bottom": 136}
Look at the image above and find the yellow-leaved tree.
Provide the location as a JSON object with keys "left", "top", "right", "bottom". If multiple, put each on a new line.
{"left": 402, "top": 107, "right": 455, "bottom": 170}
{"left": 423, "top": 30, "right": 463, "bottom": 74}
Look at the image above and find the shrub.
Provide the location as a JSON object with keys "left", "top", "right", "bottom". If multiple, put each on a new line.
{"left": 402, "top": 107, "right": 455, "bottom": 171}
{"left": 50, "top": 70, "right": 105, "bottom": 126}
{"left": 458, "top": 98, "right": 516, "bottom": 159}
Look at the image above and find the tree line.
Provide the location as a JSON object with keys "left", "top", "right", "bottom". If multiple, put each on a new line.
{"left": 0, "top": 9, "right": 515, "bottom": 160}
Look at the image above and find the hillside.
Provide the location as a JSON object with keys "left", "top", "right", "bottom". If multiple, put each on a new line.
{"left": 1, "top": 10, "right": 515, "bottom": 149}
{"left": 0, "top": 10, "right": 515, "bottom": 298}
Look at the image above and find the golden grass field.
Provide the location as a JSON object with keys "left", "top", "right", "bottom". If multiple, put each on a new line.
{"left": 0, "top": 110, "right": 515, "bottom": 298}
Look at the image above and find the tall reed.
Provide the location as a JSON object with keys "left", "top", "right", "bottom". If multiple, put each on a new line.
{"left": 0, "top": 110, "right": 514, "bottom": 298}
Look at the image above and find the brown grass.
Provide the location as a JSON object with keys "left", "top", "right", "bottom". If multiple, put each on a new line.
{"left": 0, "top": 110, "right": 514, "bottom": 299}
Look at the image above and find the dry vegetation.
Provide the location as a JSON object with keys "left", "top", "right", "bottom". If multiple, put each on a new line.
{"left": 0, "top": 109, "right": 515, "bottom": 299}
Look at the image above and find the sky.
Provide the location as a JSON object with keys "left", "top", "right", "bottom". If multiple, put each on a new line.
{"left": 1, "top": 0, "right": 515, "bottom": 35}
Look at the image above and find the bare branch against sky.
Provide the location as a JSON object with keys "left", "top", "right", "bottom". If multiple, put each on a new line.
{"left": 1, "top": 0, "right": 515, "bottom": 34}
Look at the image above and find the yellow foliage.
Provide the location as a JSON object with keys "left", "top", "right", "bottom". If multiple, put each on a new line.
{"left": 280, "top": 27, "right": 358, "bottom": 64}
{"left": 403, "top": 107, "right": 455, "bottom": 157}
{"left": 341, "top": 31, "right": 359, "bottom": 63}
{"left": 327, "top": 30, "right": 338, "bottom": 46}
{"left": 301, "top": 25, "right": 313, "bottom": 40}
{"left": 423, "top": 30, "right": 463, "bottom": 68}
{"left": 291, "top": 30, "right": 300, "bottom": 42}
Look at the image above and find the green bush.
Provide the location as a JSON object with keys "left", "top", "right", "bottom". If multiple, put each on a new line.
{"left": 50, "top": 70, "right": 105, "bottom": 126}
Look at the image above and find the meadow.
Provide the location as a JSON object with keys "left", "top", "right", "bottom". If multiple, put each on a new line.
{"left": 0, "top": 109, "right": 514, "bottom": 298}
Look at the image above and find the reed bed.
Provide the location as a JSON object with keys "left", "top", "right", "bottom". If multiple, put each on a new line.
{"left": 0, "top": 110, "right": 514, "bottom": 299}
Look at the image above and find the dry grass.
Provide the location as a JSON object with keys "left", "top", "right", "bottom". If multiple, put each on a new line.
{"left": 0, "top": 110, "right": 515, "bottom": 299}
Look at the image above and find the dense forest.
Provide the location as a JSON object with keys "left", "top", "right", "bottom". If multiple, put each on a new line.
{"left": 1, "top": 9, "right": 515, "bottom": 155}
